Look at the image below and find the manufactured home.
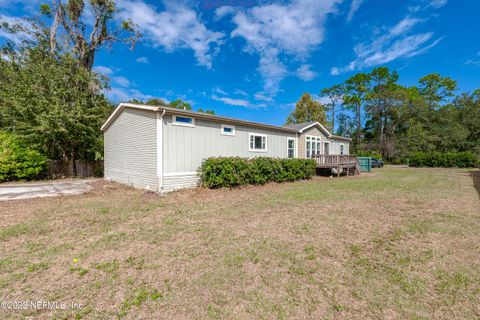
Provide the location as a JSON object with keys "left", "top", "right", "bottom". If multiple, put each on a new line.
{"left": 101, "top": 103, "right": 352, "bottom": 193}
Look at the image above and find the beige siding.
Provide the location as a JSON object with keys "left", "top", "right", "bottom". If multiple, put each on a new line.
{"left": 104, "top": 108, "right": 158, "bottom": 191}
{"left": 298, "top": 126, "right": 350, "bottom": 157}
{"left": 298, "top": 126, "right": 329, "bottom": 158}
{"left": 162, "top": 115, "right": 297, "bottom": 174}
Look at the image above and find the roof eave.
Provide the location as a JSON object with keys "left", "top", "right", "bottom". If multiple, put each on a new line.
{"left": 100, "top": 103, "right": 160, "bottom": 131}
{"left": 298, "top": 122, "right": 332, "bottom": 137}
{"left": 101, "top": 103, "right": 299, "bottom": 134}
{"left": 330, "top": 135, "right": 352, "bottom": 142}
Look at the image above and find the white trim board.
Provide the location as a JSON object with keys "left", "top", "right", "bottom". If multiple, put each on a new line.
{"left": 298, "top": 122, "right": 332, "bottom": 137}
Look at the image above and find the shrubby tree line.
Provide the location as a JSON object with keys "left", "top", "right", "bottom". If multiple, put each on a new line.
{"left": 287, "top": 67, "right": 480, "bottom": 165}
{"left": 0, "top": 1, "right": 213, "bottom": 181}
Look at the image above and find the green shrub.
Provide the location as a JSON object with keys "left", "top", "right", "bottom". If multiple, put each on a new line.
{"left": 199, "top": 157, "right": 316, "bottom": 188}
{"left": 408, "top": 151, "right": 479, "bottom": 168}
{"left": 0, "top": 132, "right": 47, "bottom": 181}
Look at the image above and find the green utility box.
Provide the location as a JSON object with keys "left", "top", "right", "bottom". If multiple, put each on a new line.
{"left": 357, "top": 157, "right": 372, "bottom": 172}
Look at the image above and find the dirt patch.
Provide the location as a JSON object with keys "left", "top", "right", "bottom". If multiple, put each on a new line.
{"left": 0, "top": 167, "right": 479, "bottom": 319}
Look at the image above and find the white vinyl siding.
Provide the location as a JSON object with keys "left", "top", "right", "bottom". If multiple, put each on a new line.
{"left": 162, "top": 115, "right": 296, "bottom": 174}
{"left": 163, "top": 173, "right": 199, "bottom": 192}
{"left": 104, "top": 108, "right": 158, "bottom": 191}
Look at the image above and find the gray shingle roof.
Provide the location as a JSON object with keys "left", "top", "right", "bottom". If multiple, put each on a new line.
{"left": 282, "top": 121, "right": 318, "bottom": 130}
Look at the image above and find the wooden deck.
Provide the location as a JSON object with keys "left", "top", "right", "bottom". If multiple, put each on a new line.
{"left": 312, "top": 155, "right": 360, "bottom": 176}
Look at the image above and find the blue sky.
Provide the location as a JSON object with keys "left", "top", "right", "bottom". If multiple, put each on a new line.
{"left": 1, "top": 0, "right": 480, "bottom": 126}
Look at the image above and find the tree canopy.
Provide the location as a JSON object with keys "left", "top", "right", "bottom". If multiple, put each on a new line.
{"left": 0, "top": 42, "right": 112, "bottom": 165}
{"left": 316, "top": 67, "right": 480, "bottom": 160}
{"left": 45, "top": 0, "right": 140, "bottom": 70}
{"left": 286, "top": 93, "right": 327, "bottom": 125}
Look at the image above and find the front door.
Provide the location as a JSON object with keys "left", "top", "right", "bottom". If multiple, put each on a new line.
{"left": 324, "top": 142, "right": 329, "bottom": 155}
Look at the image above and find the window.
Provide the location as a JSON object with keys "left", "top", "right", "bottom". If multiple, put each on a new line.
{"left": 221, "top": 124, "right": 235, "bottom": 136}
{"left": 249, "top": 133, "right": 267, "bottom": 152}
{"left": 306, "top": 136, "right": 321, "bottom": 158}
{"left": 287, "top": 138, "right": 295, "bottom": 158}
{"left": 173, "top": 115, "right": 194, "bottom": 127}
{"left": 340, "top": 144, "right": 344, "bottom": 155}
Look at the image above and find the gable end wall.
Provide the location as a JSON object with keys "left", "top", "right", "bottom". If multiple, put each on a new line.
{"left": 104, "top": 108, "right": 158, "bottom": 191}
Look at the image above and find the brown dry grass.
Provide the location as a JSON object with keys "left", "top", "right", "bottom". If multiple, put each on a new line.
{"left": 0, "top": 166, "right": 479, "bottom": 320}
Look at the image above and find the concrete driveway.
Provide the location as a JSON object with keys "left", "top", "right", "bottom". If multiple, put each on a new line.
{"left": 0, "top": 180, "right": 93, "bottom": 201}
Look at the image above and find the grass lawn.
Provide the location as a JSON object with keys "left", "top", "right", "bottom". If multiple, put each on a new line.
{"left": 1, "top": 166, "right": 479, "bottom": 319}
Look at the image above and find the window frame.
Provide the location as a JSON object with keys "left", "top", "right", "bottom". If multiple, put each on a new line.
{"left": 172, "top": 115, "right": 195, "bottom": 127}
{"left": 248, "top": 133, "right": 268, "bottom": 153}
{"left": 221, "top": 124, "right": 235, "bottom": 136}
{"left": 287, "top": 138, "right": 296, "bottom": 159}
{"left": 340, "top": 143, "right": 345, "bottom": 155}
{"left": 305, "top": 135, "right": 321, "bottom": 158}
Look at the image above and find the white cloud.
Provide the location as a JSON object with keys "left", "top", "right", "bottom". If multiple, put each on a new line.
{"left": 330, "top": 67, "right": 340, "bottom": 76}
{"left": 217, "top": 0, "right": 340, "bottom": 98}
{"left": 0, "top": 0, "right": 42, "bottom": 8}
{"left": 0, "top": 14, "right": 32, "bottom": 43}
{"left": 211, "top": 88, "right": 263, "bottom": 108}
{"left": 0, "top": 28, "right": 19, "bottom": 43}
{"left": 331, "top": 16, "right": 441, "bottom": 74}
{"left": 465, "top": 59, "right": 480, "bottom": 66}
{"left": 211, "top": 94, "right": 254, "bottom": 108}
{"left": 213, "top": 86, "right": 228, "bottom": 95}
{"left": 135, "top": 56, "right": 149, "bottom": 64}
{"left": 93, "top": 65, "right": 152, "bottom": 102}
{"left": 346, "top": 0, "right": 363, "bottom": 22}
{"left": 234, "top": 89, "right": 248, "bottom": 96}
{"left": 118, "top": 0, "right": 223, "bottom": 69}
{"left": 112, "top": 76, "right": 131, "bottom": 87}
{"left": 408, "top": 5, "right": 422, "bottom": 13}
{"left": 108, "top": 87, "right": 154, "bottom": 103}
{"left": 254, "top": 91, "right": 274, "bottom": 102}
{"left": 93, "top": 65, "right": 114, "bottom": 75}
{"left": 428, "top": 0, "right": 448, "bottom": 9}
{"left": 296, "top": 64, "right": 317, "bottom": 81}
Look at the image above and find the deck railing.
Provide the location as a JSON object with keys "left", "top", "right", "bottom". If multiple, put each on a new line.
{"left": 312, "top": 155, "right": 357, "bottom": 167}
{"left": 312, "top": 154, "right": 361, "bottom": 175}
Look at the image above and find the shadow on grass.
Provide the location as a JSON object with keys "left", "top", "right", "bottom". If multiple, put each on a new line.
{"left": 469, "top": 170, "right": 480, "bottom": 199}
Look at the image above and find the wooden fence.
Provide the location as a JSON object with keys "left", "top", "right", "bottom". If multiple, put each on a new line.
{"left": 46, "top": 160, "right": 103, "bottom": 179}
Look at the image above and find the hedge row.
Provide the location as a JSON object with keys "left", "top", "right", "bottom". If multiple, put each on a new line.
{"left": 0, "top": 132, "right": 47, "bottom": 182}
{"left": 408, "top": 151, "right": 479, "bottom": 168}
{"left": 199, "top": 157, "right": 317, "bottom": 188}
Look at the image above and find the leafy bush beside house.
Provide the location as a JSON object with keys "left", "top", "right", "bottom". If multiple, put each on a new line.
{"left": 408, "top": 151, "right": 479, "bottom": 168}
{"left": 0, "top": 132, "right": 47, "bottom": 182}
{"left": 199, "top": 157, "right": 316, "bottom": 189}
